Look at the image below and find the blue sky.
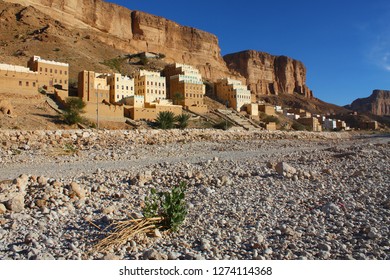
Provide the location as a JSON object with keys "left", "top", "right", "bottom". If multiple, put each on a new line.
{"left": 111, "top": 0, "right": 389, "bottom": 106}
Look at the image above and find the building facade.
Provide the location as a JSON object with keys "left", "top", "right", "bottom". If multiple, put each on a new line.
{"left": 78, "top": 71, "right": 110, "bottom": 103}
{"left": 27, "top": 56, "right": 69, "bottom": 91}
{"left": 107, "top": 73, "right": 134, "bottom": 103}
{"left": 163, "top": 63, "right": 207, "bottom": 113}
{"left": 135, "top": 70, "right": 166, "bottom": 103}
{"left": 214, "top": 78, "right": 251, "bottom": 111}
{"left": 0, "top": 63, "right": 39, "bottom": 95}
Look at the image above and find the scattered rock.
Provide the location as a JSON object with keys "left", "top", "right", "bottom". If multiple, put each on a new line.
{"left": 275, "top": 162, "right": 296, "bottom": 177}
{"left": 5, "top": 193, "right": 25, "bottom": 212}
{"left": 70, "top": 182, "right": 85, "bottom": 199}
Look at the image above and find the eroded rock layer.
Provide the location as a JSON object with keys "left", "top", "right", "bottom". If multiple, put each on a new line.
{"left": 224, "top": 50, "right": 313, "bottom": 98}
{"left": 348, "top": 90, "right": 390, "bottom": 116}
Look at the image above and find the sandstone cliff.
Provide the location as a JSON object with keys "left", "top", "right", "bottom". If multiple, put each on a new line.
{"left": 2, "top": 0, "right": 315, "bottom": 101}
{"left": 346, "top": 90, "right": 390, "bottom": 116}
{"left": 4, "top": 0, "right": 230, "bottom": 80}
{"left": 223, "top": 50, "right": 313, "bottom": 98}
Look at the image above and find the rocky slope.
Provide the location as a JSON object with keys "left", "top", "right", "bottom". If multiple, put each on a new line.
{"left": 346, "top": 90, "right": 390, "bottom": 116}
{"left": 224, "top": 50, "right": 313, "bottom": 98}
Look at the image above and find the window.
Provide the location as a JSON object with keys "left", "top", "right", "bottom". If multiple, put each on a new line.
{"left": 117, "top": 95, "right": 119, "bottom": 99}
{"left": 50, "top": 69, "right": 52, "bottom": 73}
{"left": 26, "top": 82, "right": 29, "bottom": 86}
{"left": 126, "top": 86, "right": 128, "bottom": 90}
{"left": 60, "top": 80, "right": 62, "bottom": 83}
{"left": 122, "top": 95, "right": 124, "bottom": 99}
{"left": 19, "top": 81, "right": 22, "bottom": 86}
{"left": 122, "top": 85, "right": 124, "bottom": 90}
{"left": 55, "top": 79, "right": 57, "bottom": 83}
{"left": 45, "top": 68, "right": 47, "bottom": 72}
{"left": 65, "top": 71, "right": 67, "bottom": 75}
{"left": 33, "top": 82, "right": 36, "bottom": 87}
{"left": 65, "top": 80, "right": 67, "bottom": 84}
{"left": 39, "top": 67, "right": 42, "bottom": 72}
{"left": 55, "top": 70, "right": 57, "bottom": 74}
{"left": 117, "top": 85, "right": 119, "bottom": 89}
{"left": 117, "top": 77, "right": 119, "bottom": 82}
{"left": 60, "top": 70, "right": 62, "bottom": 75}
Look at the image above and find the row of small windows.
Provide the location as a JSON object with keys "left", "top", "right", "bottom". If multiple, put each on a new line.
{"left": 233, "top": 95, "right": 251, "bottom": 100}
{"left": 137, "top": 81, "right": 165, "bottom": 87}
{"left": 138, "top": 89, "right": 165, "bottom": 94}
{"left": 116, "top": 94, "right": 131, "bottom": 99}
{"left": 39, "top": 67, "right": 68, "bottom": 75}
{"left": 19, "top": 81, "right": 36, "bottom": 87}
{"left": 54, "top": 79, "right": 67, "bottom": 84}
{"left": 185, "top": 93, "right": 203, "bottom": 99}
{"left": 114, "top": 85, "right": 134, "bottom": 91}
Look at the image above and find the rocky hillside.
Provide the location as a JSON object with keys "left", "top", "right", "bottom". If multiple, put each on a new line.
{"left": 346, "top": 90, "right": 390, "bottom": 116}
{"left": 224, "top": 50, "right": 313, "bottom": 98}
{"left": 2, "top": 0, "right": 231, "bottom": 80}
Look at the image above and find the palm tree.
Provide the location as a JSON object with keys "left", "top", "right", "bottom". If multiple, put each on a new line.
{"left": 172, "top": 92, "right": 184, "bottom": 105}
{"left": 155, "top": 111, "right": 175, "bottom": 129}
{"left": 175, "top": 113, "right": 191, "bottom": 129}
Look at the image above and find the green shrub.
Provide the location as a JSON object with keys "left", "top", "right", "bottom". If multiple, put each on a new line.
{"left": 292, "top": 122, "right": 308, "bottom": 131}
{"left": 155, "top": 111, "right": 176, "bottom": 129}
{"left": 214, "top": 119, "right": 233, "bottom": 130}
{"left": 175, "top": 113, "right": 191, "bottom": 129}
{"left": 63, "top": 97, "right": 86, "bottom": 125}
{"left": 100, "top": 57, "right": 124, "bottom": 73}
{"left": 262, "top": 115, "right": 280, "bottom": 124}
{"left": 143, "top": 182, "right": 188, "bottom": 232}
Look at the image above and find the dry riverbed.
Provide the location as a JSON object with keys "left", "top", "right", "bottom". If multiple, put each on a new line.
{"left": 0, "top": 129, "right": 389, "bottom": 260}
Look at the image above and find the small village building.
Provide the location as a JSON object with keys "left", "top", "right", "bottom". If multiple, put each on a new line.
{"left": 135, "top": 70, "right": 167, "bottom": 104}
{"left": 27, "top": 56, "right": 69, "bottom": 92}
{"left": 107, "top": 73, "right": 134, "bottom": 103}
{"left": 323, "top": 119, "right": 337, "bottom": 130}
{"left": 0, "top": 63, "right": 39, "bottom": 95}
{"left": 214, "top": 78, "right": 251, "bottom": 111}
{"left": 163, "top": 63, "right": 207, "bottom": 114}
{"left": 298, "top": 117, "right": 322, "bottom": 132}
{"left": 259, "top": 104, "right": 277, "bottom": 116}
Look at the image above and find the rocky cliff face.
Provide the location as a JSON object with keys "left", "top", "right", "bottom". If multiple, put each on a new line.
{"left": 4, "top": 0, "right": 230, "bottom": 79}
{"left": 2, "top": 0, "right": 315, "bottom": 100}
{"left": 347, "top": 90, "right": 390, "bottom": 116}
{"left": 223, "top": 50, "right": 313, "bottom": 98}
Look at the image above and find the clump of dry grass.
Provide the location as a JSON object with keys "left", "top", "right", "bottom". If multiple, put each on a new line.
{"left": 94, "top": 217, "right": 163, "bottom": 252}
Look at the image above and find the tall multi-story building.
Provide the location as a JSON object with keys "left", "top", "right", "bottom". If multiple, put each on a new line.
{"left": 27, "top": 56, "right": 69, "bottom": 91}
{"left": 78, "top": 71, "right": 110, "bottom": 103}
{"left": 107, "top": 73, "right": 134, "bottom": 103}
{"left": 135, "top": 70, "right": 166, "bottom": 103}
{"left": 0, "top": 64, "right": 39, "bottom": 95}
{"left": 78, "top": 71, "right": 135, "bottom": 104}
{"left": 163, "top": 64, "right": 207, "bottom": 113}
{"left": 214, "top": 78, "right": 251, "bottom": 111}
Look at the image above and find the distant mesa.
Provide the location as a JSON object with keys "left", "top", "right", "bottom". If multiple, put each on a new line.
{"left": 224, "top": 50, "right": 313, "bottom": 98}
{"left": 345, "top": 90, "right": 390, "bottom": 116}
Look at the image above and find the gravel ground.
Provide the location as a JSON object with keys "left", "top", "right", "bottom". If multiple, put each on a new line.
{"left": 0, "top": 129, "right": 389, "bottom": 260}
